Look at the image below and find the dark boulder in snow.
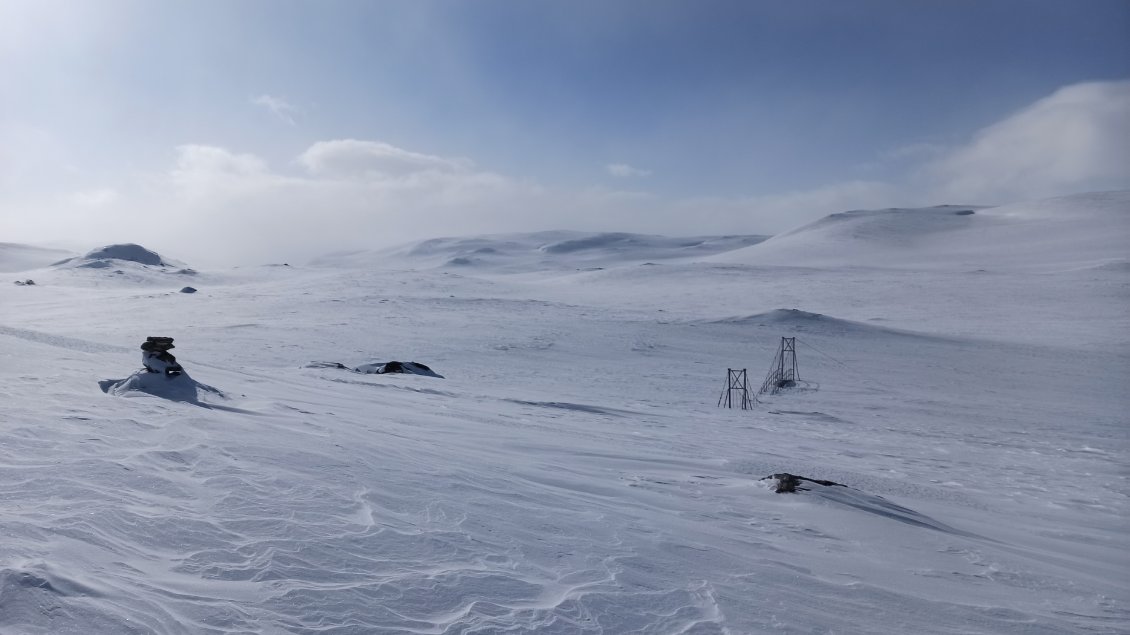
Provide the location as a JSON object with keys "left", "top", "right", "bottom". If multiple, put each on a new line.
{"left": 354, "top": 361, "right": 444, "bottom": 378}
{"left": 305, "top": 361, "right": 350, "bottom": 370}
{"left": 764, "top": 473, "right": 844, "bottom": 493}
{"left": 180, "top": 286, "right": 197, "bottom": 293}
{"left": 305, "top": 360, "right": 444, "bottom": 378}
{"left": 760, "top": 473, "right": 978, "bottom": 536}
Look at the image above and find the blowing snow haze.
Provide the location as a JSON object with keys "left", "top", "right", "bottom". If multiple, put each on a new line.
{"left": 2, "top": 2, "right": 1130, "bottom": 633}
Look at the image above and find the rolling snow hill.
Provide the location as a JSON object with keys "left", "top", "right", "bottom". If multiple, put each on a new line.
{"left": 710, "top": 190, "right": 1130, "bottom": 272}
{"left": 0, "top": 243, "right": 75, "bottom": 273}
{"left": 0, "top": 192, "right": 1126, "bottom": 633}
{"left": 314, "top": 231, "right": 770, "bottom": 272}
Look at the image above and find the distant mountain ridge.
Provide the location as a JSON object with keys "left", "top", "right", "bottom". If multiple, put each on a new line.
{"left": 709, "top": 191, "right": 1129, "bottom": 271}
{"left": 313, "top": 192, "right": 1128, "bottom": 274}
{"left": 314, "top": 231, "right": 770, "bottom": 270}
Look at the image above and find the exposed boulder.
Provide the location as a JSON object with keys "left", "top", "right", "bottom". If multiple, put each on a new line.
{"left": 305, "top": 361, "right": 349, "bottom": 370}
{"left": 764, "top": 473, "right": 844, "bottom": 493}
{"left": 354, "top": 361, "right": 444, "bottom": 378}
{"left": 305, "top": 360, "right": 444, "bottom": 378}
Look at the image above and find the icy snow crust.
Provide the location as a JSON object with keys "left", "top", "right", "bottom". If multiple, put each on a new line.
{"left": 0, "top": 191, "right": 1127, "bottom": 633}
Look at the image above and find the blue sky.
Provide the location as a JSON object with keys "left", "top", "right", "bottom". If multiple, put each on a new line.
{"left": 2, "top": 0, "right": 1128, "bottom": 264}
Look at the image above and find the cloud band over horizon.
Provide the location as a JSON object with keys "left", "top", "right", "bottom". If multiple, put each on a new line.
{"left": 4, "top": 80, "right": 1129, "bottom": 266}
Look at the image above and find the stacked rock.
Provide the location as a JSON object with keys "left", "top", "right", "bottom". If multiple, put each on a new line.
{"left": 141, "top": 336, "right": 184, "bottom": 376}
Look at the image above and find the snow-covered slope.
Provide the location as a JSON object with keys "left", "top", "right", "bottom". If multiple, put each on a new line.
{"left": 0, "top": 193, "right": 1126, "bottom": 633}
{"left": 14, "top": 243, "right": 202, "bottom": 288}
{"left": 711, "top": 191, "right": 1130, "bottom": 271}
{"left": 0, "top": 243, "right": 75, "bottom": 273}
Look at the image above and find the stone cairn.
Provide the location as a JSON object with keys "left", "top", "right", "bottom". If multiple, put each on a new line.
{"left": 141, "top": 336, "right": 184, "bottom": 376}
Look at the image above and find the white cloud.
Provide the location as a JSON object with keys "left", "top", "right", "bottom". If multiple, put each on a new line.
{"left": 298, "top": 139, "right": 473, "bottom": 179}
{"left": 173, "top": 144, "right": 269, "bottom": 176}
{"left": 169, "top": 144, "right": 273, "bottom": 197}
{"left": 607, "top": 163, "right": 651, "bottom": 178}
{"left": 923, "top": 80, "right": 1130, "bottom": 203}
{"left": 91, "top": 140, "right": 533, "bottom": 265}
{"left": 13, "top": 81, "right": 1128, "bottom": 267}
{"left": 0, "top": 138, "right": 910, "bottom": 266}
{"left": 68, "top": 187, "right": 118, "bottom": 207}
{"left": 252, "top": 94, "right": 300, "bottom": 125}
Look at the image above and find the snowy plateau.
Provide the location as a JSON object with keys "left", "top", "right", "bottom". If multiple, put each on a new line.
{"left": 0, "top": 191, "right": 1127, "bottom": 634}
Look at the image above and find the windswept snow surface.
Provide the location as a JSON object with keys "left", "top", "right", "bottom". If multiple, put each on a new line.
{"left": 1, "top": 193, "right": 1127, "bottom": 633}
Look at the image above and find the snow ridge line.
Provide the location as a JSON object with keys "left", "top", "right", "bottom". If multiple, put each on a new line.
{"left": 0, "top": 325, "right": 131, "bottom": 354}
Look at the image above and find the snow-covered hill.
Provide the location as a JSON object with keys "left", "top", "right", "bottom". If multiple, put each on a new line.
{"left": 0, "top": 193, "right": 1126, "bottom": 633}
{"left": 711, "top": 190, "right": 1130, "bottom": 272}
{"left": 51, "top": 243, "right": 189, "bottom": 272}
{"left": 315, "top": 231, "right": 770, "bottom": 271}
{"left": 0, "top": 243, "right": 75, "bottom": 273}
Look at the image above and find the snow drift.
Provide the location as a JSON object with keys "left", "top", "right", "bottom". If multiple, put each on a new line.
{"left": 100, "top": 370, "right": 229, "bottom": 407}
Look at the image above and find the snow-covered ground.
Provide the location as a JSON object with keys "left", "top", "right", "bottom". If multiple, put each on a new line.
{"left": 1, "top": 191, "right": 1127, "bottom": 633}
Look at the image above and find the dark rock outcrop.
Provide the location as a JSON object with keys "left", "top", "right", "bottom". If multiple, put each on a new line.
{"left": 305, "top": 360, "right": 444, "bottom": 378}
{"left": 141, "top": 336, "right": 183, "bottom": 376}
{"left": 354, "top": 361, "right": 444, "bottom": 378}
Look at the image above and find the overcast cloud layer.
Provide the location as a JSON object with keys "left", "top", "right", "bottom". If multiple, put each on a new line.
{"left": 2, "top": 2, "right": 1128, "bottom": 266}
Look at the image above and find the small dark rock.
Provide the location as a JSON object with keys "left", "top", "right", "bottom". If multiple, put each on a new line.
{"left": 306, "top": 360, "right": 443, "bottom": 378}
{"left": 305, "top": 361, "right": 350, "bottom": 370}
{"left": 180, "top": 286, "right": 197, "bottom": 294}
{"left": 354, "top": 360, "right": 444, "bottom": 378}
{"left": 765, "top": 473, "right": 844, "bottom": 493}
